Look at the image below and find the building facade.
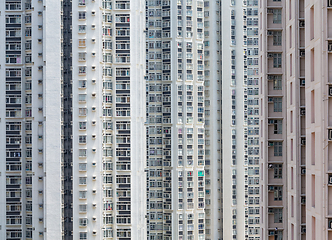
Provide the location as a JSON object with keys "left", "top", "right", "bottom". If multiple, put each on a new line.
{"left": 0, "top": 0, "right": 147, "bottom": 239}
{"left": 0, "top": 0, "right": 265, "bottom": 239}
{"left": 260, "top": 0, "right": 332, "bottom": 239}
{"left": 0, "top": 0, "right": 62, "bottom": 239}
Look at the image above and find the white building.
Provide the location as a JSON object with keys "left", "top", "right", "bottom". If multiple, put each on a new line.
{"left": 0, "top": 0, "right": 62, "bottom": 239}
{"left": 70, "top": 0, "right": 146, "bottom": 239}
{"left": 0, "top": 0, "right": 261, "bottom": 239}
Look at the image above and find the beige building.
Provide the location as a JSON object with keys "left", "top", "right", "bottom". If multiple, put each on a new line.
{"left": 260, "top": 0, "right": 332, "bottom": 239}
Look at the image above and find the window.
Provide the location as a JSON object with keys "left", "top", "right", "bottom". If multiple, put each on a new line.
{"left": 79, "top": 163, "right": 87, "bottom": 171}
{"left": 79, "top": 135, "right": 87, "bottom": 144}
{"left": 273, "top": 53, "right": 282, "bottom": 68}
{"left": 78, "top": 80, "right": 86, "bottom": 88}
{"left": 79, "top": 149, "right": 87, "bottom": 157}
{"left": 273, "top": 98, "right": 282, "bottom": 112}
{"left": 78, "top": 0, "right": 86, "bottom": 6}
{"left": 273, "top": 9, "right": 282, "bottom": 24}
{"left": 273, "top": 75, "right": 282, "bottom": 90}
{"left": 274, "top": 208, "right": 283, "bottom": 223}
{"left": 79, "top": 177, "right": 87, "bottom": 185}
{"left": 274, "top": 164, "right": 282, "bottom": 178}
{"left": 79, "top": 122, "right": 87, "bottom": 130}
{"left": 79, "top": 52, "right": 86, "bottom": 61}
{"left": 79, "top": 11, "right": 86, "bottom": 20}
{"left": 79, "top": 66, "right": 86, "bottom": 74}
{"left": 273, "top": 31, "right": 282, "bottom": 46}
{"left": 274, "top": 186, "right": 282, "bottom": 200}
{"left": 25, "top": 27, "right": 32, "bottom": 37}
{"left": 79, "top": 39, "right": 86, "bottom": 47}
{"left": 79, "top": 191, "right": 87, "bottom": 199}
{"left": 79, "top": 232, "right": 87, "bottom": 240}
{"left": 78, "top": 25, "right": 86, "bottom": 33}
{"left": 78, "top": 94, "right": 87, "bottom": 102}
{"left": 275, "top": 231, "right": 283, "bottom": 240}
{"left": 274, "top": 142, "right": 282, "bottom": 156}
{"left": 79, "top": 204, "right": 87, "bottom": 213}
{"left": 273, "top": 120, "right": 282, "bottom": 134}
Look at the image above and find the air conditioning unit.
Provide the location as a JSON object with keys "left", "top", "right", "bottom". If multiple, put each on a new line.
{"left": 301, "top": 196, "right": 306, "bottom": 204}
{"left": 92, "top": 176, "right": 96, "bottom": 180}
{"left": 329, "top": 219, "right": 332, "bottom": 229}
{"left": 329, "top": 129, "right": 332, "bottom": 140}
{"left": 38, "top": 176, "right": 43, "bottom": 181}
{"left": 38, "top": 107, "right": 43, "bottom": 112}
{"left": 38, "top": 39, "right": 42, "bottom": 43}
{"left": 92, "top": 190, "right": 96, "bottom": 194}
{"left": 268, "top": 119, "right": 275, "bottom": 124}
{"left": 301, "top": 168, "right": 306, "bottom": 175}
{"left": 267, "top": 53, "right": 273, "bottom": 58}
{"left": 329, "top": 86, "right": 332, "bottom": 97}
{"left": 268, "top": 97, "right": 274, "bottom": 102}
{"left": 92, "top": 231, "right": 97, "bottom": 235}
{"left": 92, "top": 52, "right": 96, "bottom": 56}
{"left": 92, "top": 203, "right": 97, "bottom": 208}
{"left": 38, "top": 11, "right": 43, "bottom": 16}
{"left": 92, "top": 121, "right": 96, "bottom": 125}
{"left": 300, "top": 79, "right": 305, "bottom": 86}
{"left": 38, "top": 190, "right": 43, "bottom": 194}
{"left": 328, "top": 175, "right": 332, "bottom": 184}
{"left": 92, "top": 79, "right": 96, "bottom": 84}
{"left": 92, "top": 107, "right": 96, "bottom": 111}
{"left": 38, "top": 80, "right": 43, "bottom": 84}
{"left": 267, "top": 8, "right": 274, "bottom": 14}
{"left": 39, "top": 218, "right": 43, "bottom": 222}
{"left": 38, "top": 53, "right": 42, "bottom": 57}
{"left": 268, "top": 164, "right": 273, "bottom": 168}
{"left": 38, "top": 135, "right": 43, "bottom": 139}
{"left": 92, "top": 162, "right": 96, "bottom": 166}
{"left": 299, "top": 49, "right": 305, "bottom": 57}
{"left": 92, "top": 66, "right": 96, "bottom": 70}
{"left": 300, "top": 108, "right": 306, "bottom": 116}
{"left": 301, "top": 226, "right": 306, "bottom": 234}
{"left": 267, "top": 30, "right": 274, "bottom": 36}
{"left": 38, "top": 149, "right": 43, "bottom": 153}
{"left": 39, "top": 232, "right": 44, "bottom": 236}
{"left": 301, "top": 137, "right": 306, "bottom": 145}
{"left": 92, "top": 148, "right": 96, "bottom": 153}
{"left": 38, "top": 25, "right": 42, "bottom": 30}
{"left": 92, "top": 135, "right": 96, "bottom": 139}
{"left": 92, "top": 38, "right": 96, "bottom": 43}
{"left": 38, "top": 162, "right": 43, "bottom": 167}
{"left": 268, "top": 141, "right": 274, "bottom": 147}
{"left": 92, "top": 25, "right": 96, "bottom": 29}
{"left": 39, "top": 204, "right": 43, "bottom": 209}
{"left": 268, "top": 230, "right": 275, "bottom": 236}
{"left": 92, "top": 93, "right": 96, "bottom": 97}
{"left": 299, "top": 20, "right": 305, "bottom": 28}
{"left": 38, "top": 66, "right": 43, "bottom": 71}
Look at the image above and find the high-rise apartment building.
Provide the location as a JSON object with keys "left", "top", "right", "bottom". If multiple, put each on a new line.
{"left": 145, "top": 1, "right": 207, "bottom": 239}
{"left": 0, "top": 0, "right": 263, "bottom": 239}
{"left": 0, "top": 0, "right": 146, "bottom": 239}
{"left": 260, "top": 0, "right": 332, "bottom": 239}
{"left": 0, "top": 0, "right": 62, "bottom": 239}
{"left": 220, "top": 0, "right": 260, "bottom": 239}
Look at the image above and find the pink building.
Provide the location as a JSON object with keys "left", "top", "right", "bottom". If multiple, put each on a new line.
{"left": 260, "top": 0, "right": 332, "bottom": 239}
